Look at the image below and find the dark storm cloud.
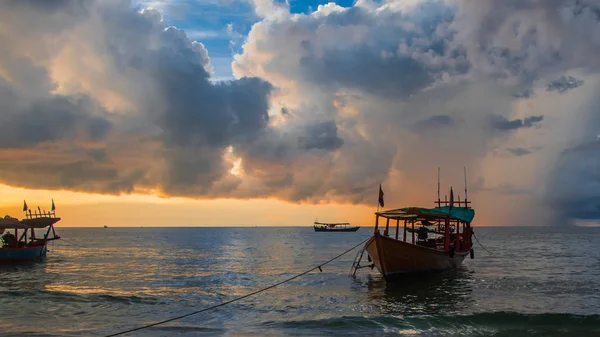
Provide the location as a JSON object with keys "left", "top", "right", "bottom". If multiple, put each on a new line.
{"left": 4, "top": 0, "right": 600, "bottom": 216}
{"left": 544, "top": 140, "right": 600, "bottom": 223}
{"left": 0, "top": 79, "right": 113, "bottom": 148}
{"left": 512, "top": 88, "right": 534, "bottom": 99}
{"left": 300, "top": 48, "right": 435, "bottom": 99}
{"left": 276, "top": 2, "right": 469, "bottom": 99}
{"left": 3, "top": 0, "right": 85, "bottom": 11}
{"left": 492, "top": 115, "right": 544, "bottom": 131}
{"left": 298, "top": 120, "right": 343, "bottom": 151}
{"left": 88, "top": 148, "right": 108, "bottom": 162}
{"left": 413, "top": 115, "right": 455, "bottom": 131}
{"left": 506, "top": 147, "right": 532, "bottom": 156}
{"left": 0, "top": 0, "right": 283, "bottom": 196}
{"left": 547, "top": 75, "right": 584, "bottom": 94}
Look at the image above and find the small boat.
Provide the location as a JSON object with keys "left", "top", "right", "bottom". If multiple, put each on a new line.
{"left": 0, "top": 203, "right": 61, "bottom": 264}
{"left": 313, "top": 222, "right": 360, "bottom": 232}
{"left": 356, "top": 172, "right": 475, "bottom": 280}
{"left": 104, "top": 225, "right": 108, "bottom": 228}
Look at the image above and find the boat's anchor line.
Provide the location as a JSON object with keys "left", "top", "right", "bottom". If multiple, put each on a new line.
{"left": 59, "top": 238, "right": 86, "bottom": 248}
{"left": 103, "top": 237, "right": 371, "bottom": 337}
{"left": 472, "top": 231, "right": 493, "bottom": 255}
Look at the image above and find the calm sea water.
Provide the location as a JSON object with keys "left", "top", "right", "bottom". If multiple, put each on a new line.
{"left": 1, "top": 226, "right": 599, "bottom": 336}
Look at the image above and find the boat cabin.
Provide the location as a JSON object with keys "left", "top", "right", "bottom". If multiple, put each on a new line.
{"left": 373, "top": 198, "right": 474, "bottom": 256}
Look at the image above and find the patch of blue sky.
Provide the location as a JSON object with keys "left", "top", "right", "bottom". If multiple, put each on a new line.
{"left": 133, "top": 0, "right": 358, "bottom": 80}
{"left": 133, "top": 0, "right": 255, "bottom": 80}
{"left": 285, "top": 0, "right": 356, "bottom": 14}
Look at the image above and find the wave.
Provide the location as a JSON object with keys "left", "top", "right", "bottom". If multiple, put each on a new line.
{"left": 262, "top": 312, "right": 600, "bottom": 336}
{"left": 0, "top": 290, "right": 162, "bottom": 305}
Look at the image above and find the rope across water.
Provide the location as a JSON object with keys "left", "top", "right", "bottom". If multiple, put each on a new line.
{"left": 103, "top": 236, "right": 371, "bottom": 337}
{"left": 472, "top": 231, "right": 493, "bottom": 255}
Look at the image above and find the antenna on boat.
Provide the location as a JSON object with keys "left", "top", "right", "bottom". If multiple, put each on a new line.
{"left": 437, "top": 167, "right": 441, "bottom": 207}
{"left": 464, "top": 167, "right": 468, "bottom": 207}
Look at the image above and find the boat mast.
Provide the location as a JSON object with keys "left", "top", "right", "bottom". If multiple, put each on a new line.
{"left": 464, "top": 167, "right": 468, "bottom": 208}
{"left": 437, "top": 167, "right": 441, "bottom": 208}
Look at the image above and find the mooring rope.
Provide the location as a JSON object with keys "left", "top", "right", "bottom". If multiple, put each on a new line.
{"left": 59, "top": 238, "right": 87, "bottom": 248}
{"left": 103, "top": 236, "right": 371, "bottom": 337}
{"left": 472, "top": 231, "right": 493, "bottom": 255}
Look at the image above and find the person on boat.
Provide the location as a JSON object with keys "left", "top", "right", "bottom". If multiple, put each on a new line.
{"left": 417, "top": 226, "right": 429, "bottom": 241}
{"left": 2, "top": 232, "right": 17, "bottom": 248}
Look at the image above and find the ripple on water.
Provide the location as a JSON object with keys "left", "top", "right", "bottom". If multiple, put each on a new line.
{"left": 0, "top": 226, "right": 599, "bottom": 336}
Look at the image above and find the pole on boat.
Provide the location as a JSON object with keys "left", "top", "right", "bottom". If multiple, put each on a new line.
{"left": 464, "top": 167, "right": 468, "bottom": 206}
{"left": 437, "top": 167, "right": 441, "bottom": 207}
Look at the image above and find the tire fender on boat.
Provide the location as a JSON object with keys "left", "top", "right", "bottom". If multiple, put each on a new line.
{"left": 449, "top": 245, "right": 455, "bottom": 258}
{"left": 470, "top": 248, "right": 475, "bottom": 259}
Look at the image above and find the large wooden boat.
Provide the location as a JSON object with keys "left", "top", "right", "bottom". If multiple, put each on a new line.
{"left": 313, "top": 222, "right": 360, "bottom": 232}
{"left": 0, "top": 202, "right": 61, "bottom": 264}
{"left": 355, "top": 179, "right": 475, "bottom": 280}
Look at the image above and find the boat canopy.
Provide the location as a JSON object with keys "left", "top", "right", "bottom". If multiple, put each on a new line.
{"left": 376, "top": 206, "right": 475, "bottom": 223}
{"left": 0, "top": 217, "right": 60, "bottom": 230}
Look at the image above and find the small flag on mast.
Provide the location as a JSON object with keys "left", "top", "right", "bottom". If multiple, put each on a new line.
{"left": 51, "top": 199, "right": 56, "bottom": 211}
{"left": 449, "top": 187, "right": 454, "bottom": 211}
{"left": 22, "top": 200, "right": 28, "bottom": 212}
{"left": 378, "top": 184, "right": 385, "bottom": 208}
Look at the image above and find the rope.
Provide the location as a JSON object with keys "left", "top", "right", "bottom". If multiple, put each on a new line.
{"left": 60, "top": 238, "right": 87, "bottom": 248}
{"left": 472, "top": 231, "right": 493, "bottom": 255}
{"left": 103, "top": 237, "right": 371, "bottom": 337}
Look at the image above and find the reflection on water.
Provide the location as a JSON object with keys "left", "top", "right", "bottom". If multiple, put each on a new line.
{"left": 364, "top": 268, "right": 475, "bottom": 316}
{"left": 0, "top": 260, "right": 55, "bottom": 291}
{"left": 0, "top": 227, "right": 598, "bottom": 336}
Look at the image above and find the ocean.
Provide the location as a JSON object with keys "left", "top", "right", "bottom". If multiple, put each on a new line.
{"left": 1, "top": 226, "right": 599, "bottom": 336}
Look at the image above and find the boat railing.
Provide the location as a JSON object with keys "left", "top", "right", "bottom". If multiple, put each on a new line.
{"left": 24, "top": 210, "right": 57, "bottom": 219}
{"left": 435, "top": 198, "right": 472, "bottom": 208}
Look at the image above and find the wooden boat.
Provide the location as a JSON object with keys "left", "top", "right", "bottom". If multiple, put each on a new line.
{"left": 0, "top": 203, "right": 61, "bottom": 264}
{"left": 354, "top": 176, "right": 475, "bottom": 280}
{"left": 313, "top": 222, "right": 360, "bottom": 232}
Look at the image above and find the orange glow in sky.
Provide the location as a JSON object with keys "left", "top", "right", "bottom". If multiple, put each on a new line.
{"left": 0, "top": 184, "right": 375, "bottom": 227}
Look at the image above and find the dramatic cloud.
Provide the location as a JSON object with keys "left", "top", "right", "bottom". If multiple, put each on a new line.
{"left": 492, "top": 115, "right": 544, "bottom": 131}
{"left": 2, "top": 0, "right": 600, "bottom": 224}
{"left": 233, "top": 0, "right": 600, "bottom": 223}
{"left": 547, "top": 75, "right": 584, "bottom": 93}
{"left": 413, "top": 115, "right": 455, "bottom": 131}
{"left": 506, "top": 147, "right": 533, "bottom": 157}
{"left": 0, "top": 0, "right": 280, "bottom": 196}
{"left": 543, "top": 80, "right": 600, "bottom": 225}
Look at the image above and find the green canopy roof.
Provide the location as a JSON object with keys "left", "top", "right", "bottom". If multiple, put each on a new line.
{"left": 377, "top": 206, "right": 475, "bottom": 223}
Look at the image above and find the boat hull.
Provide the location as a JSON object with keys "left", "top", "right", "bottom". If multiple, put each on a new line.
{"left": 365, "top": 233, "right": 467, "bottom": 279}
{"left": 314, "top": 226, "right": 360, "bottom": 232}
{"left": 0, "top": 245, "right": 47, "bottom": 264}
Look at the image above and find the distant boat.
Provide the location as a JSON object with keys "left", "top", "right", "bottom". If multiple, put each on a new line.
{"left": 0, "top": 211, "right": 61, "bottom": 264}
{"left": 313, "top": 222, "right": 360, "bottom": 232}
{"left": 104, "top": 225, "right": 108, "bottom": 228}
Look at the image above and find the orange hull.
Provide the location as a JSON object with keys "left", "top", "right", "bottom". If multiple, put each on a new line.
{"left": 365, "top": 233, "right": 467, "bottom": 279}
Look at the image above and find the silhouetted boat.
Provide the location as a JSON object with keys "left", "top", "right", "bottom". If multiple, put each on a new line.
{"left": 313, "top": 222, "right": 360, "bottom": 232}
{"left": 354, "top": 170, "right": 475, "bottom": 280}
{"left": 0, "top": 201, "right": 61, "bottom": 264}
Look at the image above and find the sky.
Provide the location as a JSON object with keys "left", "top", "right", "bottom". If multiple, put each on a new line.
{"left": 1, "top": 0, "right": 600, "bottom": 227}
